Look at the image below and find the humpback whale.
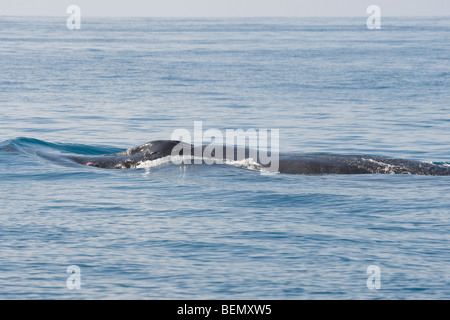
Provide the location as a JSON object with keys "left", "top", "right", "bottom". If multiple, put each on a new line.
{"left": 66, "top": 140, "right": 450, "bottom": 176}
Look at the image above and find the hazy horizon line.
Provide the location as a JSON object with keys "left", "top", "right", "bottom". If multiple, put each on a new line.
{"left": 1, "top": 14, "right": 449, "bottom": 18}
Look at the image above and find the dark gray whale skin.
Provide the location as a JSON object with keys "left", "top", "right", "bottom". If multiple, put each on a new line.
{"left": 277, "top": 154, "right": 450, "bottom": 175}
{"left": 68, "top": 140, "right": 450, "bottom": 175}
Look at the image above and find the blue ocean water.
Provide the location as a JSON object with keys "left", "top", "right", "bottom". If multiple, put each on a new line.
{"left": 0, "top": 16, "right": 449, "bottom": 299}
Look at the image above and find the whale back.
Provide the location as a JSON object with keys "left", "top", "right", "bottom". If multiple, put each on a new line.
{"left": 65, "top": 140, "right": 450, "bottom": 175}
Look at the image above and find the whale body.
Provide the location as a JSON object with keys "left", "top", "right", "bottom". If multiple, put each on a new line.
{"left": 65, "top": 140, "right": 450, "bottom": 176}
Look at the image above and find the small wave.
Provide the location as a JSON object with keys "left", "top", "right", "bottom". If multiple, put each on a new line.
{"left": 1, "top": 137, "right": 53, "bottom": 152}
{"left": 0, "top": 137, "right": 123, "bottom": 155}
{"left": 433, "top": 162, "right": 450, "bottom": 167}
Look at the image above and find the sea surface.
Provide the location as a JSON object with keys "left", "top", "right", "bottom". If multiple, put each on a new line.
{"left": 0, "top": 16, "right": 449, "bottom": 299}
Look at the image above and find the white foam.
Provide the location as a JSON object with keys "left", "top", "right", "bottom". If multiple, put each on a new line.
{"left": 136, "top": 155, "right": 194, "bottom": 169}
{"left": 135, "top": 155, "right": 269, "bottom": 173}
{"left": 224, "top": 158, "right": 262, "bottom": 172}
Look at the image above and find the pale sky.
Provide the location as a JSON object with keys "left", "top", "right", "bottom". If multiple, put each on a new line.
{"left": 1, "top": 0, "right": 449, "bottom": 17}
